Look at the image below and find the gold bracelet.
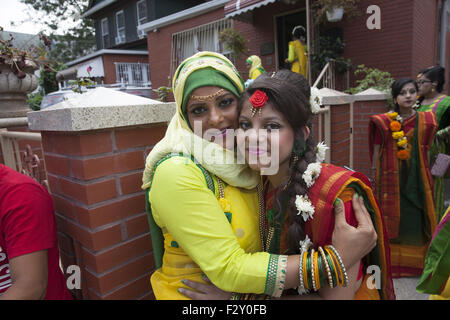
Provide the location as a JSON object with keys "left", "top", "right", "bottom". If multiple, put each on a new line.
{"left": 313, "top": 251, "right": 321, "bottom": 291}
{"left": 310, "top": 248, "right": 316, "bottom": 291}
{"left": 318, "top": 246, "right": 333, "bottom": 288}
{"left": 328, "top": 245, "right": 348, "bottom": 287}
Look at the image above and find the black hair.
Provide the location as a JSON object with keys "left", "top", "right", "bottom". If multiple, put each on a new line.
{"left": 239, "top": 70, "right": 315, "bottom": 254}
{"left": 418, "top": 65, "right": 446, "bottom": 93}
{"left": 391, "top": 77, "right": 418, "bottom": 112}
{"left": 292, "top": 26, "right": 306, "bottom": 40}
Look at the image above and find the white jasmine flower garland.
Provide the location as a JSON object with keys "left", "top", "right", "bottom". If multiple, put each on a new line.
{"left": 316, "top": 141, "right": 329, "bottom": 163}
{"left": 295, "top": 194, "right": 315, "bottom": 222}
{"left": 295, "top": 142, "right": 328, "bottom": 222}
{"left": 310, "top": 87, "right": 322, "bottom": 114}
{"left": 302, "top": 162, "right": 322, "bottom": 188}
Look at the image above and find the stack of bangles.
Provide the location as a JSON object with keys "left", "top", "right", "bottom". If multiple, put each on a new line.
{"left": 299, "top": 245, "right": 348, "bottom": 292}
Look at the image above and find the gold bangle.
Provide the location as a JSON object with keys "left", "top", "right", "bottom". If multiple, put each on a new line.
{"left": 328, "top": 245, "right": 349, "bottom": 287}
{"left": 314, "top": 251, "right": 321, "bottom": 291}
{"left": 310, "top": 248, "right": 316, "bottom": 291}
{"left": 303, "top": 250, "right": 309, "bottom": 290}
{"left": 298, "top": 252, "right": 305, "bottom": 291}
{"left": 318, "top": 246, "right": 333, "bottom": 288}
{"left": 325, "top": 247, "right": 340, "bottom": 286}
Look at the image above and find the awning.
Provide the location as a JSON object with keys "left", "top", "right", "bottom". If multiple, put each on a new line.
{"left": 56, "top": 56, "right": 105, "bottom": 81}
{"left": 224, "top": 0, "right": 277, "bottom": 18}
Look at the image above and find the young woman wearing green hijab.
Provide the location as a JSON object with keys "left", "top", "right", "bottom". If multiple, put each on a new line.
{"left": 142, "top": 51, "right": 377, "bottom": 300}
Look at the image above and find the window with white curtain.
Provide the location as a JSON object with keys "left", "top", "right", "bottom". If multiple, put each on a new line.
{"left": 115, "top": 10, "right": 126, "bottom": 44}
{"left": 170, "top": 18, "right": 233, "bottom": 76}
{"left": 136, "top": 0, "right": 147, "bottom": 38}
{"left": 101, "top": 18, "right": 109, "bottom": 48}
{"left": 115, "top": 62, "right": 150, "bottom": 86}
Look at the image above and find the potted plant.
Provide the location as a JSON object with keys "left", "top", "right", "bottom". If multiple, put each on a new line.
{"left": 314, "top": 0, "right": 361, "bottom": 24}
{"left": 0, "top": 26, "right": 53, "bottom": 118}
{"left": 218, "top": 28, "right": 249, "bottom": 62}
{"left": 346, "top": 64, "right": 395, "bottom": 107}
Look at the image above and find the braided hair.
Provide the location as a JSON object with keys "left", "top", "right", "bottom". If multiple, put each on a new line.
{"left": 239, "top": 70, "right": 317, "bottom": 254}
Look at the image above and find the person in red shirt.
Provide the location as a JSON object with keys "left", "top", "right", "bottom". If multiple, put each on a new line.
{"left": 0, "top": 164, "right": 73, "bottom": 300}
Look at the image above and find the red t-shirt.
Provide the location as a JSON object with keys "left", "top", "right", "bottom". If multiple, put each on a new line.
{"left": 0, "top": 164, "right": 72, "bottom": 300}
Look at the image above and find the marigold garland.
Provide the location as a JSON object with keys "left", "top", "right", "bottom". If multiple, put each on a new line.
{"left": 387, "top": 111, "right": 410, "bottom": 160}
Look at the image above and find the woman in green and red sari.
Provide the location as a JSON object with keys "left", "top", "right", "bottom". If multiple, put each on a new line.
{"left": 243, "top": 71, "right": 394, "bottom": 299}
{"left": 417, "top": 205, "right": 450, "bottom": 300}
{"left": 369, "top": 78, "right": 438, "bottom": 278}
{"left": 417, "top": 66, "right": 450, "bottom": 221}
{"left": 181, "top": 70, "right": 395, "bottom": 300}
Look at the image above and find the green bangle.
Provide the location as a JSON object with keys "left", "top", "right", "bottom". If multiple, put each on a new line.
{"left": 306, "top": 250, "right": 314, "bottom": 290}
{"left": 325, "top": 250, "right": 338, "bottom": 288}
{"left": 318, "top": 253, "right": 325, "bottom": 289}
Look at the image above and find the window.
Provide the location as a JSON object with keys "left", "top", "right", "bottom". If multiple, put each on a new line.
{"left": 171, "top": 19, "right": 232, "bottom": 76}
{"left": 115, "top": 62, "right": 150, "bottom": 86}
{"left": 115, "top": 10, "right": 126, "bottom": 44}
{"left": 136, "top": 0, "right": 147, "bottom": 38}
{"left": 101, "top": 18, "right": 109, "bottom": 48}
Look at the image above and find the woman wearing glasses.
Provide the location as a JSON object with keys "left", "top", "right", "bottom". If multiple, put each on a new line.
{"left": 369, "top": 78, "right": 438, "bottom": 278}
{"left": 416, "top": 66, "right": 450, "bottom": 221}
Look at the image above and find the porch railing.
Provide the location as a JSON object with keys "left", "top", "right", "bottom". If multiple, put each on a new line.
{"left": 312, "top": 61, "right": 334, "bottom": 163}
{"left": 0, "top": 119, "right": 48, "bottom": 190}
{"left": 313, "top": 59, "right": 336, "bottom": 90}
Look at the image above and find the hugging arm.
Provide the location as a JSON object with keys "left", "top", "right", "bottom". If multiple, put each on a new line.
{"left": 179, "top": 193, "right": 377, "bottom": 300}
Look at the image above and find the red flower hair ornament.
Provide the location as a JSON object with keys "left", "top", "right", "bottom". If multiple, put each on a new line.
{"left": 249, "top": 89, "right": 268, "bottom": 117}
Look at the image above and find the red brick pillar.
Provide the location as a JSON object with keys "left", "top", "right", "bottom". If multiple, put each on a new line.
{"left": 352, "top": 89, "right": 389, "bottom": 177}
{"left": 311, "top": 88, "right": 354, "bottom": 166}
{"left": 28, "top": 89, "right": 175, "bottom": 299}
{"left": 330, "top": 103, "right": 351, "bottom": 167}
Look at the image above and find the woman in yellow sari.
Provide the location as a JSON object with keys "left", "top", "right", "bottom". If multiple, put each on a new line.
{"left": 143, "top": 52, "right": 379, "bottom": 300}
{"left": 285, "top": 25, "right": 308, "bottom": 78}
{"left": 178, "top": 70, "right": 395, "bottom": 300}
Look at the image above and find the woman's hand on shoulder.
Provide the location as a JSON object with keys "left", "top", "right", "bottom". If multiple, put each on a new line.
{"left": 331, "top": 194, "right": 377, "bottom": 268}
{"left": 178, "top": 275, "right": 232, "bottom": 300}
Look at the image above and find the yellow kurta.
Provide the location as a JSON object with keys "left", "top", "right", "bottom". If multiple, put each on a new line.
{"left": 287, "top": 40, "right": 307, "bottom": 78}
{"left": 148, "top": 156, "right": 283, "bottom": 300}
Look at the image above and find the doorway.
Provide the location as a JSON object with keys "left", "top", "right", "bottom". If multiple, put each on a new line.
{"left": 275, "top": 10, "right": 307, "bottom": 70}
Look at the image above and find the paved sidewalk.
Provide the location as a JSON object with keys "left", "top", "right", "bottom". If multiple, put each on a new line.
{"left": 393, "top": 277, "right": 429, "bottom": 300}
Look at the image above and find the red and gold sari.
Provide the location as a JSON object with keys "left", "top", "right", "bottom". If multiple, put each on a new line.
{"left": 264, "top": 163, "right": 395, "bottom": 300}
{"left": 369, "top": 111, "right": 438, "bottom": 277}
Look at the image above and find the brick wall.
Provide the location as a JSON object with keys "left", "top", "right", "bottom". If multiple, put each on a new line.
{"left": 147, "top": 8, "right": 226, "bottom": 94}
{"left": 352, "top": 99, "right": 390, "bottom": 177}
{"left": 41, "top": 123, "right": 166, "bottom": 299}
{"left": 102, "top": 54, "right": 149, "bottom": 84}
{"left": 339, "top": 0, "right": 439, "bottom": 84}
{"left": 144, "top": 0, "right": 440, "bottom": 94}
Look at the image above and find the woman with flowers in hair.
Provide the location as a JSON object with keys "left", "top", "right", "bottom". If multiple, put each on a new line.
{"left": 179, "top": 70, "right": 394, "bottom": 300}
{"left": 369, "top": 78, "right": 438, "bottom": 278}
{"left": 143, "top": 51, "right": 379, "bottom": 300}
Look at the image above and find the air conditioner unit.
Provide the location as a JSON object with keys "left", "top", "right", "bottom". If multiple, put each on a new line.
{"left": 137, "top": 28, "right": 146, "bottom": 39}
{"left": 115, "top": 35, "right": 125, "bottom": 44}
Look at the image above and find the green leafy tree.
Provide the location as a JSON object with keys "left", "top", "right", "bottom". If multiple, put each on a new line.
{"left": 18, "top": 0, "right": 95, "bottom": 63}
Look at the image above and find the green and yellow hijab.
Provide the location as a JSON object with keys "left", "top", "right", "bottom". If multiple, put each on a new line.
{"left": 142, "top": 51, "right": 260, "bottom": 190}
